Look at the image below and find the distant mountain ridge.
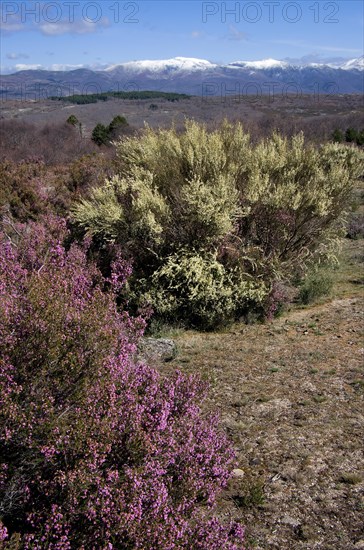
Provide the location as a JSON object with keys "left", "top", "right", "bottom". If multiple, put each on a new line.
{"left": 106, "top": 55, "right": 364, "bottom": 72}
{"left": 1, "top": 56, "right": 363, "bottom": 99}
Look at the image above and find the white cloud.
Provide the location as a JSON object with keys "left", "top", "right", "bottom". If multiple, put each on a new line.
{"left": 317, "top": 45, "right": 362, "bottom": 54}
{"left": 46, "top": 63, "right": 109, "bottom": 71}
{"left": 0, "top": 10, "right": 110, "bottom": 35}
{"left": 1, "top": 22, "right": 24, "bottom": 33}
{"left": 39, "top": 17, "right": 110, "bottom": 36}
{"left": 283, "top": 54, "right": 349, "bottom": 65}
{"left": 1, "top": 62, "right": 110, "bottom": 74}
{"left": 6, "top": 52, "right": 29, "bottom": 60}
{"left": 225, "top": 25, "right": 248, "bottom": 42}
{"left": 0, "top": 11, "right": 24, "bottom": 34}
{"left": 271, "top": 39, "right": 362, "bottom": 55}
{"left": 14, "top": 64, "right": 43, "bottom": 71}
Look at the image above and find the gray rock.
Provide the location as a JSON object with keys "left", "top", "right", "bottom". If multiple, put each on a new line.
{"left": 232, "top": 468, "right": 245, "bottom": 479}
{"left": 281, "top": 516, "right": 301, "bottom": 528}
{"left": 138, "top": 338, "right": 177, "bottom": 363}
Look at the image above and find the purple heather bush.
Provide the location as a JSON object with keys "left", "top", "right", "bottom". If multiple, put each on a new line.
{"left": 347, "top": 212, "right": 364, "bottom": 239}
{"left": 263, "top": 280, "right": 297, "bottom": 321}
{"left": 0, "top": 216, "right": 244, "bottom": 549}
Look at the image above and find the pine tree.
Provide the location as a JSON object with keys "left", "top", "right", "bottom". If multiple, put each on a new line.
{"left": 332, "top": 128, "right": 344, "bottom": 143}
{"left": 92, "top": 123, "right": 109, "bottom": 146}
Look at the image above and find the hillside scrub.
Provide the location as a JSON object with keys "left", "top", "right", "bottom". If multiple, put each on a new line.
{"left": 0, "top": 216, "right": 244, "bottom": 548}
{"left": 0, "top": 155, "right": 115, "bottom": 225}
{"left": 0, "top": 119, "right": 97, "bottom": 165}
{"left": 73, "top": 121, "right": 364, "bottom": 328}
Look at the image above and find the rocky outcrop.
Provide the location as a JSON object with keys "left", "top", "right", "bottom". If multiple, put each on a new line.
{"left": 137, "top": 338, "right": 177, "bottom": 363}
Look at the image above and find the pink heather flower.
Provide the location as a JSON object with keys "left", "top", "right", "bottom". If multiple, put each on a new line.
{"left": 0, "top": 216, "right": 244, "bottom": 549}
{"left": 0, "top": 522, "right": 8, "bottom": 541}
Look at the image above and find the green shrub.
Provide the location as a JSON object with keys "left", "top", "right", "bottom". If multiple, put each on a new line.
{"left": 144, "top": 249, "right": 267, "bottom": 329}
{"left": 332, "top": 127, "right": 364, "bottom": 146}
{"left": 356, "top": 129, "right": 364, "bottom": 146}
{"left": 75, "top": 172, "right": 170, "bottom": 245}
{"left": 91, "top": 123, "right": 109, "bottom": 146}
{"left": 73, "top": 121, "right": 364, "bottom": 328}
{"left": 66, "top": 114, "right": 80, "bottom": 126}
{"left": 109, "top": 115, "right": 128, "bottom": 130}
{"left": 298, "top": 269, "right": 334, "bottom": 304}
{"left": 332, "top": 128, "right": 344, "bottom": 143}
{"left": 345, "top": 127, "right": 358, "bottom": 143}
{"left": 92, "top": 117, "right": 129, "bottom": 146}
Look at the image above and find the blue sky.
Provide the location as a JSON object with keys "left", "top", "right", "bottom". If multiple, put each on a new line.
{"left": 1, "top": 1, "right": 363, "bottom": 73}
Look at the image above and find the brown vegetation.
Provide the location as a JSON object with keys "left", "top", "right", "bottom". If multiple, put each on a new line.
{"left": 0, "top": 118, "right": 99, "bottom": 164}
{"left": 1, "top": 94, "right": 363, "bottom": 146}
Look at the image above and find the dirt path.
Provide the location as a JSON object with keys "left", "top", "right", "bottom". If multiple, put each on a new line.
{"left": 159, "top": 286, "right": 364, "bottom": 548}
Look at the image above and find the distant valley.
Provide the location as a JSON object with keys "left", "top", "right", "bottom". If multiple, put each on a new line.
{"left": 1, "top": 56, "right": 363, "bottom": 99}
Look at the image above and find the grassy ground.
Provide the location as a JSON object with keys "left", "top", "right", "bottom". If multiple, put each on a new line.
{"left": 154, "top": 238, "right": 364, "bottom": 549}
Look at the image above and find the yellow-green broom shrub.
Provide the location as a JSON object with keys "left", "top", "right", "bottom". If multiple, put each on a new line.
{"left": 145, "top": 249, "right": 267, "bottom": 329}
{"left": 75, "top": 170, "right": 170, "bottom": 245}
{"left": 73, "top": 121, "right": 364, "bottom": 328}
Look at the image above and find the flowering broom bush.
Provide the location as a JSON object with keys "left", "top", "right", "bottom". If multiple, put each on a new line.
{"left": 146, "top": 248, "right": 266, "bottom": 329}
{"left": 73, "top": 121, "right": 364, "bottom": 328}
{"left": 0, "top": 216, "right": 244, "bottom": 549}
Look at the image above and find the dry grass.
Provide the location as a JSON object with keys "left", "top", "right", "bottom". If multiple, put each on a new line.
{"left": 155, "top": 239, "right": 364, "bottom": 549}
{"left": 1, "top": 94, "right": 363, "bottom": 143}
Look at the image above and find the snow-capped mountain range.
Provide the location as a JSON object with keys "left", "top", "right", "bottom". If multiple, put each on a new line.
{"left": 104, "top": 57, "right": 218, "bottom": 73}
{"left": 1, "top": 56, "right": 363, "bottom": 98}
{"left": 104, "top": 55, "right": 364, "bottom": 73}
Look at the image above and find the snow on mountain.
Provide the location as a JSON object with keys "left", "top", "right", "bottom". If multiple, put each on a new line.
{"left": 305, "top": 57, "right": 364, "bottom": 71}
{"left": 3, "top": 56, "right": 364, "bottom": 76}
{"left": 105, "top": 57, "right": 217, "bottom": 73}
{"left": 339, "top": 56, "right": 364, "bottom": 71}
{"left": 2, "top": 56, "right": 363, "bottom": 97}
{"left": 104, "top": 56, "right": 364, "bottom": 74}
{"left": 228, "top": 58, "right": 288, "bottom": 70}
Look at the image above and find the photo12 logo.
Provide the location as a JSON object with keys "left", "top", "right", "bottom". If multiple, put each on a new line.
{"left": 201, "top": 2, "right": 340, "bottom": 24}
{"left": 1, "top": 2, "right": 140, "bottom": 25}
